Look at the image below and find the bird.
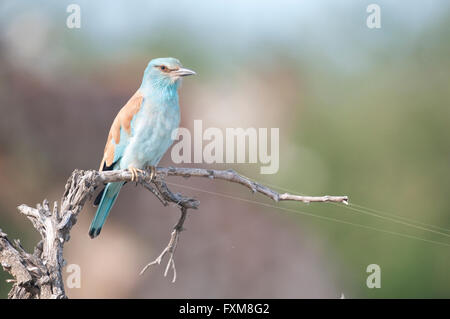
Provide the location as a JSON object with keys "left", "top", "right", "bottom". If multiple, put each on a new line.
{"left": 89, "top": 57, "right": 196, "bottom": 238}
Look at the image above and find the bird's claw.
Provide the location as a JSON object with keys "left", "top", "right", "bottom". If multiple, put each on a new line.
{"left": 129, "top": 167, "right": 145, "bottom": 182}
{"left": 146, "top": 165, "right": 156, "bottom": 181}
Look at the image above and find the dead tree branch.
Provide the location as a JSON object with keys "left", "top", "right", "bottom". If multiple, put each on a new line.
{"left": 0, "top": 167, "right": 348, "bottom": 298}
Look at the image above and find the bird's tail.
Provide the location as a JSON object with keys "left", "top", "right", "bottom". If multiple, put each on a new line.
{"left": 89, "top": 182, "right": 124, "bottom": 238}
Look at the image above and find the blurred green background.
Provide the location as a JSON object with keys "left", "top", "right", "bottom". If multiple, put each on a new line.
{"left": 0, "top": 0, "right": 449, "bottom": 298}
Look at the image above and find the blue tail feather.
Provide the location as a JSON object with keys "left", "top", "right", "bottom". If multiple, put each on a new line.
{"left": 89, "top": 182, "right": 124, "bottom": 238}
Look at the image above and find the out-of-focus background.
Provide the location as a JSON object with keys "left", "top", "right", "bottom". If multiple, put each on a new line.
{"left": 0, "top": 0, "right": 449, "bottom": 298}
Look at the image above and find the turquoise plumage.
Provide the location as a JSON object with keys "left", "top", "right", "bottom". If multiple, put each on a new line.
{"left": 89, "top": 58, "right": 195, "bottom": 238}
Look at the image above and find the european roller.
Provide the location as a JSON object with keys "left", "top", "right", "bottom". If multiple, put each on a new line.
{"left": 89, "top": 57, "right": 195, "bottom": 238}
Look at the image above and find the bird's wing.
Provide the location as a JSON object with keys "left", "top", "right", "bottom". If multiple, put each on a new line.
{"left": 99, "top": 90, "right": 144, "bottom": 171}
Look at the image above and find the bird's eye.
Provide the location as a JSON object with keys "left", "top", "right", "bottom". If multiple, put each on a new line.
{"left": 160, "top": 65, "right": 167, "bottom": 71}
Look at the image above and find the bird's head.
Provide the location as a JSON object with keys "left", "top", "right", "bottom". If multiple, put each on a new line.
{"left": 141, "top": 57, "right": 195, "bottom": 91}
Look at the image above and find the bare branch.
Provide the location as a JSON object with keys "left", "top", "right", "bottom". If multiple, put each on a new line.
{"left": 0, "top": 166, "right": 348, "bottom": 298}
{"left": 100, "top": 167, "right": 349, "bottom": 204}
{"left": 139, "top": 207, "right": 188, "bottom": 282}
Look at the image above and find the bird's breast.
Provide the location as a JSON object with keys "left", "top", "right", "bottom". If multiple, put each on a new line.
{"left": 130, "top": 99, "right": 180, "bottom": 166}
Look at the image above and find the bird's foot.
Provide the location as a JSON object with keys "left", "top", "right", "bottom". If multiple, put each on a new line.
{"left": 128, "top": 166, "right": 145, "bottom": 182}
{"left": 146, "top": 165, "right": 156, "bottom": 181}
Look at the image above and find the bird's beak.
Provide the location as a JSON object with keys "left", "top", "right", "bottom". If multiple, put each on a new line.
{"left": 173, "top": 67, "right": 196, "bottom": 77}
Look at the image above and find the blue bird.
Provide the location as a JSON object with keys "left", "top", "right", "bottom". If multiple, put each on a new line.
{"left": 89, "top": 57, "right": 195, "bottom": 238}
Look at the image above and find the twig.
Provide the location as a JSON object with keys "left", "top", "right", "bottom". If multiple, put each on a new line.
{"left": 139, "top": 207, "right": 187, "bottom": 282}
